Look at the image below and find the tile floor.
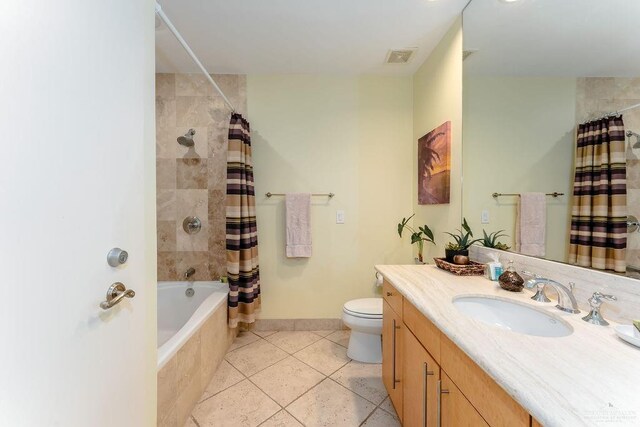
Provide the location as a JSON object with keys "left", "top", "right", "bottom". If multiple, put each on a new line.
{"left": 187, "top": 329, "right": 400, "bottom": 427}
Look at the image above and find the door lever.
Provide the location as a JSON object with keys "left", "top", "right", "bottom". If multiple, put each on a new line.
{"left": 100, "top": 282, "right": 135, "bottom": 309}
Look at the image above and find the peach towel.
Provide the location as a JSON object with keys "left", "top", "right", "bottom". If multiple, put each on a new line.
{"left": 285, "top": 193, "right": 312, "bottom": 258}
{"left": 516, "top": 193, "right": 546, "bottom": 257}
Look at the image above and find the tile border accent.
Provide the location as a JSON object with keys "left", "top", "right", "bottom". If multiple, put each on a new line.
{"left": 251, "top": 318, "right": 347, "bottom": 332}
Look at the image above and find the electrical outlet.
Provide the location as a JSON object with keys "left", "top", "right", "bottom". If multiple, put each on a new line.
{"left": 336, "top": 210, "right": 345, "bottom": 224}
{"left": 481, "top": 210, "right": 490, "bottom": 224}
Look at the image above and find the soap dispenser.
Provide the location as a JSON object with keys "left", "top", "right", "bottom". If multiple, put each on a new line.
{"left": 498, "top": 260, "right": 524, "bottom": 292}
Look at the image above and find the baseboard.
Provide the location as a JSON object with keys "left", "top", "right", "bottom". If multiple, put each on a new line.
{"left": 251, "top": 318, "right": 347, "bottom": 331}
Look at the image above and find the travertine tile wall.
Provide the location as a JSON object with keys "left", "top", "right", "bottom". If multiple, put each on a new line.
{"left": 576, "top": 77, "right": 640, "bottom": 268}
{"left": 156, "top": 73, "right": 247, "bottom": 281}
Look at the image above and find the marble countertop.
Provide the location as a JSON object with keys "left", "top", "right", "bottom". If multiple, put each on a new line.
{"left": 375, "top": 264, "right": 640, "bottom": 427}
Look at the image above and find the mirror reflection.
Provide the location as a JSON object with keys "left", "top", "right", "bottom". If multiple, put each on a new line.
{"left": 462, "top": 0, "right": 640, "bottom": 277}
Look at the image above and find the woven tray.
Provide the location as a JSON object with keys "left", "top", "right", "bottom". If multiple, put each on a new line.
{"left": 434, "top": 258, "right": 485, "bottom": 276}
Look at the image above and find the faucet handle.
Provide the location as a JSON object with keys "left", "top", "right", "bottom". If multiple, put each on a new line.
{"left": 582, "top": 291, "right": 616, "bottom": 326}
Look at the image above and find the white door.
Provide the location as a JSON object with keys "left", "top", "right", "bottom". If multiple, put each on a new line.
{"left": 0, "top": 1, "right": 156, "bottom": 426}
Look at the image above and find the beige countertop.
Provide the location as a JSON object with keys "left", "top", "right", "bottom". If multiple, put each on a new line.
{"left": 375, "top": 264, "right": 640, "bottom": 427}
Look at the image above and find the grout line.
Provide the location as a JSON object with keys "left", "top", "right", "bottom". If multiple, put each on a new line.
{"left": 190, "top": 415, "right": 201, "bottom": 427}
{"left": 263, "top": 331, "right": 326, "bottom": 356}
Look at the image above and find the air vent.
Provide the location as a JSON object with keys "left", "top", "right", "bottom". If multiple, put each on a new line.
{"left": 385, "top": 48, "right": 417, "bottom": 64}
{"left": 463, "top": 49, "right": 479, "bottom": 61}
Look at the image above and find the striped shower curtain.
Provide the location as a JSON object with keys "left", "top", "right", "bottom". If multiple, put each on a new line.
{"left": 569, "top": 116, "right": 627, "bottom": 273}
{"left": 226, "top": 113, "right": 260, "bottom": 328}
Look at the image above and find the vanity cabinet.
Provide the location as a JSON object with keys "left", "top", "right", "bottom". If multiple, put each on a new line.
{"left": 382, "top": 299, "right": 403, "bottom": 421}
{"left": 382, "top": 279, "right": 531, "bottom": 427}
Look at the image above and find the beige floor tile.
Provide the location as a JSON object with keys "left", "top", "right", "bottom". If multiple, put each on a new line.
{"left": 192, "top": 379, "right": 279, "bottom": 427}
{"left": 200, "top": 360, "right": 244, "bottom": 402}
{"left": 228, "top": 330, "right": 261, "bottom": 352}
{"left": 310, "top": 330, "right": 335, "bottom": 337}
{"left": 293, "top": 339, "right": 350, "bottom": 376}
{"left": 265, "top": 331, "right": 323, "bottom": 354}
{"left": 361, "top": 408, "right": 400, "bottom": 427}
{"left": 330, "top": 361, "right": 387, "bottom": 405}
{"left": 259, "top": 410, "right": 303, "bottom": 427}
{"left": 250, "top": 356, "right": 325, "bottom": 406}
{"left": 379, "top": 396, "right": 398, "bottom": 417}
{"left": 253, "top": 330, "right": 277, "bottom": 338}
{"left": 286, "top": 379, "right": 376, "bottom": 427}
{"left": 325, "top": 330, "right": 351, "bottom": 348}
{"left": 226, "top": 338, "right": 288, "bottom": 376}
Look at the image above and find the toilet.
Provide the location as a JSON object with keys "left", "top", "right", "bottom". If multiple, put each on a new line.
{"left": 342, "top": 298, "right": 383, "bottom": 363}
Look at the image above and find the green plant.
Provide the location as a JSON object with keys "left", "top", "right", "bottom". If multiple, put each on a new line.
{"left": 481, "top": 229, "right": 511, "bottom": 251}
{"left": 444, "top": 218, "right": 482, "bottom": 251}
{"left": 397, "top": 214, "right": 435, "bottom": 263}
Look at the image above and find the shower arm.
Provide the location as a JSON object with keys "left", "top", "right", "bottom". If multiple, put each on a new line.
{"left": 155, "top": 2, "right": 236, "bottom": 113}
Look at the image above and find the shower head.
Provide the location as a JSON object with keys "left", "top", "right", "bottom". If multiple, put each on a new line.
{"left": 627, "top": 130, "right": 640, "bottom": 148}
{"left": 177, "top": 129, "right": 196, "bottom": 147}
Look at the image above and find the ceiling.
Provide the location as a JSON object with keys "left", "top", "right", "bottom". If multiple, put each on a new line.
{"left": 155, "top": 0, "right": 469, "bottom": 75}
{"left": 463, "top": 0, "right": 640, "bottom": 77}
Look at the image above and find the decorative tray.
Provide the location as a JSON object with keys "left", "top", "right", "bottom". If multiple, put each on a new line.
{"left": 433, "top": 258, "right": 485, "bottom": 276}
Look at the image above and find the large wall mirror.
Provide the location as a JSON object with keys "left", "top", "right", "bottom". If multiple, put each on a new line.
{"left": 462, "top": 0, "right": 640, "bottom": 278}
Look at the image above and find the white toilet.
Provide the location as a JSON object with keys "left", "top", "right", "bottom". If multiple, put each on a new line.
{"left": 342, "top": 298, "right": 383, "bottom": 363}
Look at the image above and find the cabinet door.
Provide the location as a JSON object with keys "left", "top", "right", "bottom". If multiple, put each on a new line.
{"left": 403, "top": 327, "right": 440, "bottom": 427}
{"left": 439, "top": 372, "right": 489, "bottom": 427}
{"left": 382, "top": 300, "right": 403, "bottom": 420}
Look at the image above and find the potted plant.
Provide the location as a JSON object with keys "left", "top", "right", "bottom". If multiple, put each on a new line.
{"left": 397, "top": 214, "right": 435, "bottom": 264}
{"left": 481, "top": 229, "right": 511, "bottom": 251}
{"left": 444, "top": 218, "right": 482, "bottom": 262}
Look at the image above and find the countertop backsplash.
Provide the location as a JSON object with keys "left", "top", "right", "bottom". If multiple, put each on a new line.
{"left": 470, "top": 246, "right": 640, "bottom": 324}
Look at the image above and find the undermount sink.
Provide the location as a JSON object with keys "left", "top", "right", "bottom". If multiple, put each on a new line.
{"left": 452, "top": 296, "right": 573, "bottom": 337}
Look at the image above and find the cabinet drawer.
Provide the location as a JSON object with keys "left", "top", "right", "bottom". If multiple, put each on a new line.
{"left": 383, "top": 279, "right": 403, "bottom": 315}
{"left": 440, "top": 335, "right": 529, "bottom": 427}
{"left": 403, "top": 299, "right": 441, "bottom": 364}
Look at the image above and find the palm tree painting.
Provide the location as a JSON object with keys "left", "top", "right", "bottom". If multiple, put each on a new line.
{"left": 418, "top": 121, "right": 451, "bottom": 204}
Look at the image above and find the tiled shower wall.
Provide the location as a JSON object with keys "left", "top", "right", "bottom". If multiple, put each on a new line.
{"left": 575, "top": 77, "right": 640, "bottom": 268}
{"left": 155, "top": 73, "right": 247, "bottom": 281}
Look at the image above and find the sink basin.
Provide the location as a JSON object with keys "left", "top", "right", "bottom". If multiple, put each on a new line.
{"left": 452, "top": 296, "right": 573, "bottom": 337}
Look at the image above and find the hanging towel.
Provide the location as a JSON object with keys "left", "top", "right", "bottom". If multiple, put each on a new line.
{"left": 516, "top": 193, "right": 546, "bottom": 257}
{"left": 285, "top": 193, "right": 312, "bottom": 258}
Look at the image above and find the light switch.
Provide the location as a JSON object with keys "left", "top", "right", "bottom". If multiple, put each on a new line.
{"left": 336, "top": 210, "right": 345, "bottom": 224}
{"left": 481, "top": 210, "right": 490, "bottom": 224}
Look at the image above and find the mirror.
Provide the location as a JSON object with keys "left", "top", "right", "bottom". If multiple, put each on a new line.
{"left": 462, "top": 0, "right": 640, "bottom": 277}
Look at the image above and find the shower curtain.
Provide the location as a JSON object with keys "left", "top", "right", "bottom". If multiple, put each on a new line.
{"left": 226, "top": 113, "right": 260, "bottom": 328}
{"left": 569, "top": 116, "right": 627, "bottom": 273}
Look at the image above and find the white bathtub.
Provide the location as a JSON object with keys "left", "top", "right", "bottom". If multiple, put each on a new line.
{"left": 157, "top": 281, "right": 228, "bottom": 370}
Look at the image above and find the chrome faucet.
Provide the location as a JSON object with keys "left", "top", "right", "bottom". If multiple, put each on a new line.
{"left": 525, "top": 278, "right": 580, "bottom": 314}
{"left": 184, "top": 267, "right": 196, "bottom": 280}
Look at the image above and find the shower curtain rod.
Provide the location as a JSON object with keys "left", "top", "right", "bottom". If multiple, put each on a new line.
{"left": 155, "top": 2, "right": 236, "bottom": 113}
{"left": 583, "top": 101, "right": 640, "bottom": 124}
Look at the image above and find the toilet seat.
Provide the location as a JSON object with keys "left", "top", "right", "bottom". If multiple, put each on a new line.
{"left": 343, "top": 298, "right": 382, "bottom": 319}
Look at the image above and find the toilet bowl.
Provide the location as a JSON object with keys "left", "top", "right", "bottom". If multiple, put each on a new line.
{"left": 342, "top": 298, "right": 383, "bottom": 363}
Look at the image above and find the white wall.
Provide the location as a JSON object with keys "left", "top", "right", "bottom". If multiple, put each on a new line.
{"left": 463, "top": 76, "right": 576, "bottom": 262}
{"left": 413, "top": 19, "right": 464, "bottom": 258}
{"left": 248, "top": 75, "right": 413, "bottom": 319}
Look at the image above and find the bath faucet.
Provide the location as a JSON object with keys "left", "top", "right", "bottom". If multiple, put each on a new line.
{"left": 184, "top": 267, "right": 196, "bottom": 280}
{"left": 525, "top": 278, "right": 580, "bottom": 314}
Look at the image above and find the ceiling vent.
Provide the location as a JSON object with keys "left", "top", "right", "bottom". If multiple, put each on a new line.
{"left": 385, "top": 48, "right": 417, "bottom": 64}
{"left": 463, "top": 49, "right": 479, "bottom": 61}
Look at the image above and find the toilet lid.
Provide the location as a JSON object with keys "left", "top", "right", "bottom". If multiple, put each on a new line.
{"left": 344, "top": 298, "right": 383, "bottom": 317}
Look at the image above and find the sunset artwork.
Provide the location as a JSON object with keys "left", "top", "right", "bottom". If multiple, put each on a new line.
{"left": 418, "top": 121, "right": 451, "bottom": 204}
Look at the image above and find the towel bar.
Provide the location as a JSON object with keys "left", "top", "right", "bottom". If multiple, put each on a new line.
{"left": 266, "top": 192, "right": 335, "bottom": 198}
{"left": 492, "top": 192, "right": 564, "bottom": 198}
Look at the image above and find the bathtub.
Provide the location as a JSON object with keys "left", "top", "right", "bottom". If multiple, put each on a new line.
{"left": 157, "top": 281, "right": 236, "bottom": 426}
{"left": 157, "top": 281, "right": 228, "bottom": 369}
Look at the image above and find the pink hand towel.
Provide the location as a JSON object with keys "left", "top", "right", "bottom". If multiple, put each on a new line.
{"left": 516, "top": 192, "right": 546, "bottom": 257}
{"left": 285, "top": 193, "right": 312, "bottom": 258}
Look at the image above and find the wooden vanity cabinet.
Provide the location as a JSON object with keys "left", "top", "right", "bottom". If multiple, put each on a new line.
{"left": 382, "top": 298, "right": 403, "bottom": 421}
{"left": 381, "top": 279, "right": 532, "bottom": 427}
{"left": 440, "top": 372, "right": 489, "bottom": 427}
{"left": 402, "top": 326, "right": 440, "bottom": 427}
